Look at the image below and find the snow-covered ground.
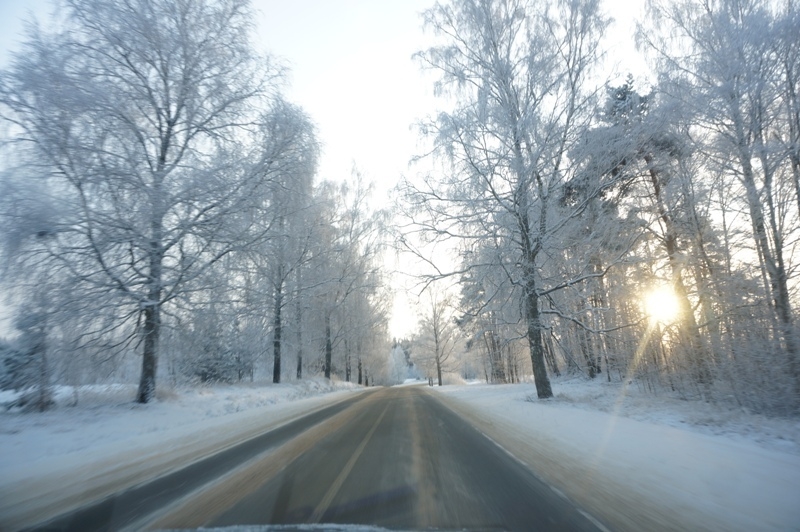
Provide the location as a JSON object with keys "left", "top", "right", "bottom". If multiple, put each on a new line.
{"left": 434, "top": 376, "right": 800, "bottom": 532}
{"left": 0, "top": 379, "right": 361, "bottom": 470}
{"left": 0, "top": 379, "right": 366, "bottom": 529}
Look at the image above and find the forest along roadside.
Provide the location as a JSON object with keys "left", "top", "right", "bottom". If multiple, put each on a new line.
{"left": 433, "top": 385, "right": 800, "bottom": 532}
{"left": 0, "top": 386, "right": 373, "bottom": 531}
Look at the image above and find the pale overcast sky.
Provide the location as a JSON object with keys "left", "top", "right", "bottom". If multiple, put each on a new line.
{"left": 255, "top": 1, "right": 439, "bottom": 185}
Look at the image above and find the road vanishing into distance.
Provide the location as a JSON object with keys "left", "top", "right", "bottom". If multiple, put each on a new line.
{"left": 33, "top": 387, "right": 606, "bottom": 532}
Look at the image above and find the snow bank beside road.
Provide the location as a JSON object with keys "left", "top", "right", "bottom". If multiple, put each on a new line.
{"left": 435, "top": 379, "right": 800, "bottom": 532}
{"left": 0, "top": 378, "right": 360, "bottom": 471}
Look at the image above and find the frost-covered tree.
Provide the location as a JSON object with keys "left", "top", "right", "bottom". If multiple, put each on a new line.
{"left": 0, "top": 0, "right": 312, "bottom": 402}
{"left": 572, "top": 78, "right": 714, "bottom": 384}
{"left": 0, "top": 310, "right": 51, "bottom": 411}
{"left": 414, "top": 287, "right": 461, "bottom": 386}
{"left": 309, "top": 174, "right": 389, "bottom": 381}
{"left": 239, "top": 100, "right": 318, "bottom": 384}
{"left": 387, "top": 344, "right": 410, "bottom": 385}
{"left": 403, "top": 0, "right": 612, "bottom": 398}
{"left": 640, "top": 0, "right": 800, "bottom": 407}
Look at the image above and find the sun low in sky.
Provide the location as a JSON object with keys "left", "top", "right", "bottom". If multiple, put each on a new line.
{"left": 643, "top": 286, "right": 681, "bottom": 325}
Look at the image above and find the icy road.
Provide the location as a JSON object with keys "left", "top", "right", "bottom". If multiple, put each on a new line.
{"left": 31, "top": 386, "right": 604, "bottom": 531}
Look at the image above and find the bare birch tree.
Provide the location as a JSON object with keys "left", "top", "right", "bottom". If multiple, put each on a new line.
{"left": 416, "top": 287, "right": 461, "bottom": 386}
{"left": 403, "top": 0, "right": 611, "bottom": 398}
{"left": 0, "top": 0, "right": 303, "bottom": 402}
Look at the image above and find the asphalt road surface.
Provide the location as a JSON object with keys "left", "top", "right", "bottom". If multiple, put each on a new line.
{"left": 34, "top": 386, "right": 606, "bottom": 532}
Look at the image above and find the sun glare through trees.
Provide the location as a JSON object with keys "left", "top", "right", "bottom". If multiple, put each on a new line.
{"left": 643, "top": 287, "right": 680, "bottom": 325}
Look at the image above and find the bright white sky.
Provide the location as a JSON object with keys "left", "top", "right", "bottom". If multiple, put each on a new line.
{"left": 0, "top": 0, "right": 647, "bottom": 339}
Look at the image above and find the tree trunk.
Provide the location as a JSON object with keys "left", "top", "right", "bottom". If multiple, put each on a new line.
{"left": 358, "top": 356, "right": 363, "bottom": 385}
{"left": 296, "top": 345, "right": 303, "bottom": 380}
{"left": 517, "top": 184, "right": 552, "bottom": 396}
{"left": 543, "top": 332, "right": 561, "bottom": 377}
{"left": 578, "top": 326, "right": 598, "bottom": 378}
{"left": 484, "top": 328, "right": 506, "bottom": 383}
{"left": 295, "top": 269, "right": 303, "bottom": 380}
{"left": 36, "top": 329, "right": 50, "bottom": 412}
{"left": 434, "top": 322, "right": 443, "bottom": 386}
{"left": 272, "top": 278, "right": 283, "bottom": 384}
{"left": 345, "top": 341, "right": 351, "bottom": 382}
{"left": 137, "top": 168, "right": 164, "bottom": 404}
{"left": 759, "top": 151, "right": 799, "bottom": 391}
{"left": 137, "top": 302, "right": 160, "bottom": 403}
{"left": 791, "top": 151, "right": 800, "bottom": 216}
{"left": 324, "top": 314, "right": 332, "bottom": 379}
{"left": 733, "top": 115, "right": 799, "bottom": 392}
{"left": 524, "top": 274, "right": 553, "bottom": 398}
{"left": 683, "top": 174, "right": 724, "bottom": 367}
{"left": 783, "top": 55, "right": 800, "bottom": 215}
{"left": 356, "top": 339, "right": 363, "bottom": 385}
